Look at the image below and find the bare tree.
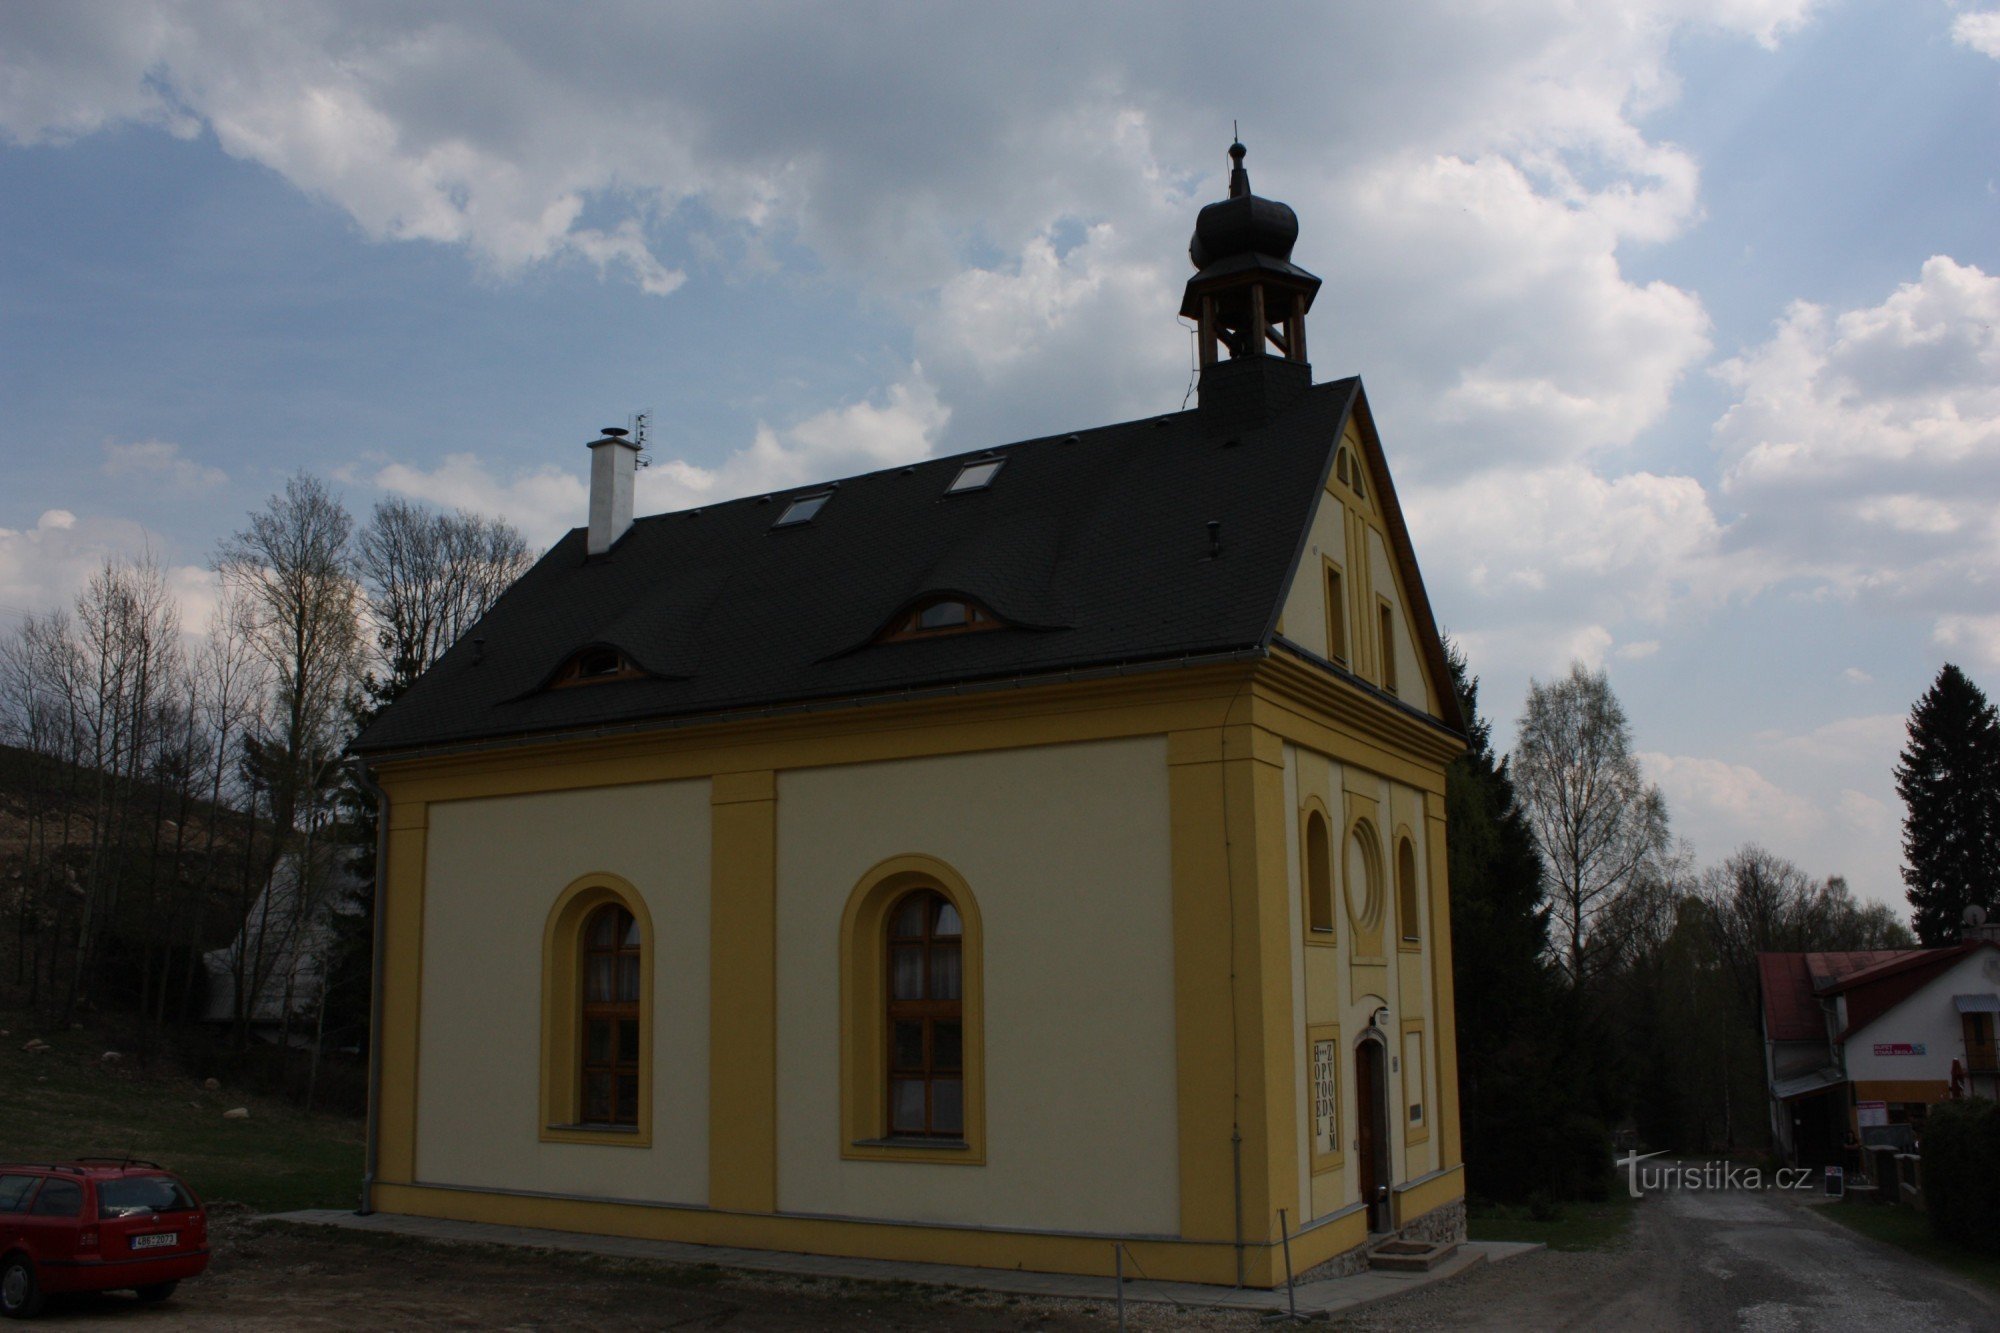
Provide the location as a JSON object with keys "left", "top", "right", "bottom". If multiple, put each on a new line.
{"left": 1515, "top": 661, "right": 1671, "bottom": 988}
{"left": 356, "top": 498, "right": 533, "bottom": 693}
{"left": 214, "top": 474, "right": 362, "bottom": 1046}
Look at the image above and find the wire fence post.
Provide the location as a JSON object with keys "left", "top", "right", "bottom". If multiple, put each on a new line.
{"left": 1262, "top": 1208, "right": 1307, "bottom": 1324}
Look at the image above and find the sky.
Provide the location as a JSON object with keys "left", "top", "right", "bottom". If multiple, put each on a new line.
{"left": 2, "top": 1, "right": 1997, "bottom": 913}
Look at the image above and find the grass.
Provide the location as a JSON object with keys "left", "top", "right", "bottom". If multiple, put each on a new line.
{"left": 0, "top": 1007, "right": 364, "bottom": 1212}
{"left": 1816, "top": 1201, "right": 2000, "bottom": 1294}
{"left": 1467, "top": 1193, "right": 1638, "bottom": 1251}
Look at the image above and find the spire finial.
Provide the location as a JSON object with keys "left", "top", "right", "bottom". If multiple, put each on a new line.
{"left": 1227, "top": 134, "right": 1249, "bottom": 199}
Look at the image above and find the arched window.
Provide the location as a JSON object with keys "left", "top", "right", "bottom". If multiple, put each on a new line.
{"left": 839, "top": 856, "right": 984, "bottom": 1163}
{"left": 885, "top": 889, "right": 964, "bottom": 1138}
{"left": 540, "top": 876, "right": 652, "bottom": 1145}
{"left": 1397, "top": 837, "right": 1421, "bottom": 945}
{"left": 581, "top": 904, "right": 642, "bottom": 1126}
{"left": 1304, "top": 807, "right": 1334, "bottom": 936}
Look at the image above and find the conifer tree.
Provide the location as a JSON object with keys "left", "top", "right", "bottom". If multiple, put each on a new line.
{"left": 1895, "top": 664, "right": 2000, "bottom": 944}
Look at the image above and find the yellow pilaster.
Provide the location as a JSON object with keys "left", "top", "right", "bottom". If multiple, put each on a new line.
{"left": 377, "top": 795, "right": 429, "bottom": 1184}
{"left": 1424, "top": 791, "right": 1463, "bottom": 1169}
{"left": 1168, "top": 722, "right": 1297, "bottom": 1284}
{"left": 708, "top": 770, "right": 779, "bottom": 1212}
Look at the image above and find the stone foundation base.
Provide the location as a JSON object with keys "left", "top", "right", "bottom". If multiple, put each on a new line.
{"left": 1400, "top": 1198, "right": 1467, "bottom": 1246}
{"left": 1286, "top": 1197, "right": 1467, "bottom": 1285}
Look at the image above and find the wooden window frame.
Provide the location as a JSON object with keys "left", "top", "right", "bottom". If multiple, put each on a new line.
{"left": 550, "top": 645, "right": 646, "bottom": 689}
{"left": 1301, "top": 798, "right": 1336, "bottom": 943}
{"left": 579, "top": 903, "right": 642, "bottom": 1127}
{"left": 884, "top": 889, "right": 966, "bottom": 1139}
{"left": 839, "top": 855, "right": 985, "bottom": 1165}
{"left": 1395, "top": 831, "right": 1422, "bottom": 950}
{"left": 1322, "top": 558, "right": 1348, "bottom": 668}
{"left": 877, "top": 597, "right": 1003, "bottom": 644}
{"left": 540, "top": 875, "right": 653, "bottom": 1146}
{"left": 1377, "top": 598, "right": 1397, "bottom": 694}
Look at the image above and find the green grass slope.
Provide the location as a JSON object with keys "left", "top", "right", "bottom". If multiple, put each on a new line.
{"left": 0, "top": 1009, "right": 363, "bottom": 1212}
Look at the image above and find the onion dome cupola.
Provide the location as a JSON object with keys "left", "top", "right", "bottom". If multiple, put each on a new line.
{"left": 1180, "top": 140, "right": 1321, "bottom": 375}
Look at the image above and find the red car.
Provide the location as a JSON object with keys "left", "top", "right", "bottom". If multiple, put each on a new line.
{"left": 0, "top": 1161, "right": 208, "bottom": 1319}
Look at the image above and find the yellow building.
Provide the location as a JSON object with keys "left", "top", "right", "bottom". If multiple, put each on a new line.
{"left": 352, "top": 141, "right": 1467, "bottom": 1288}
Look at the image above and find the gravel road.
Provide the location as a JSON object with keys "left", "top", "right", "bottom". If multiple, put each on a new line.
{"left": 1338, "top": 1185, "right": 2000, "bottom": 1331}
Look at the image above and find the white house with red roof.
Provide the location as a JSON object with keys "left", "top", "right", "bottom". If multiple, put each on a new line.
{"left": 1760, "top": 929, "right": 2000, "bottom": 1168}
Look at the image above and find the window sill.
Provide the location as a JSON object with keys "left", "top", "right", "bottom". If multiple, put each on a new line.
{"left": 1397, "top": 939, "right": 1422, "bottom": 953}
{"left": 1306, "top": 928, "right": 1340, "bottom": 948}
{"left": 843, "top": 1136, "right": 984, "bottom": 1166}
{"left": 540, "top": 1123, "right": 651, "bottom": 1148}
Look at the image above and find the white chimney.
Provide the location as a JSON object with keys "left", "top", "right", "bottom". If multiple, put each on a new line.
{"left": 586, "top": 428, "right": 641, "bottom": 555}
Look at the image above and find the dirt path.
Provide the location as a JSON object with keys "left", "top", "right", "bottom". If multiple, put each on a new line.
{"left": 1334, "top": 1188, "right": 2000, "bottom": 1331}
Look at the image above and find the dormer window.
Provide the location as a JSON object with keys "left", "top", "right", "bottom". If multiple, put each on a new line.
{"left": 774, "top": 492, "right": 832, "bottom": 527}
{"left": 551, "top": 645, "right": 643, "bottom": 688}
{"left": 878, "top": 597, "right": 1002, "bottom": 643}
{"left": 947, "top": 459, "right": 1004, "bottom": 494}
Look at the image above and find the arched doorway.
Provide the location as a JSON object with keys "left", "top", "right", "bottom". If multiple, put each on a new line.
{"left": 1355, "top": 1034, "right": 1392, "bottom": 1232}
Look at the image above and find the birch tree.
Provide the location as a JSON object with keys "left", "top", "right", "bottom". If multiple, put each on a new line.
{"left": 1514, "top": 662, "right": 1671, "bottom": 988}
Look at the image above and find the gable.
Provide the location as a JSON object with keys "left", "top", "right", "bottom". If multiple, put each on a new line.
{"left": 1270, "top": 389, "right": 1459, "bottom": 730}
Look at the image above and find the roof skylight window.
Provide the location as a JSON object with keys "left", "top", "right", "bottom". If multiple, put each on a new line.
{"left": 947, "top": 459, "right": 1004, "bottom": 494}
{"left": 774, "top": 491, "right": 832, "bottom": 527}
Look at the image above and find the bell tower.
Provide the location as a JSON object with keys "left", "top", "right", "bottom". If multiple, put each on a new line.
{"left": 1180, "top": 140, "right": 1322, "bottom": 421}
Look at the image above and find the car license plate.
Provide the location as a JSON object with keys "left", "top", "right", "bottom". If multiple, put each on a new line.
{"left": 131, "top": 1232, "right": 177, "bottom": 1250}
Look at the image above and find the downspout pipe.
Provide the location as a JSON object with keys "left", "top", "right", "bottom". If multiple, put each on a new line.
{"left": 351, "top": 758, "right": 390, "bottom": 1216}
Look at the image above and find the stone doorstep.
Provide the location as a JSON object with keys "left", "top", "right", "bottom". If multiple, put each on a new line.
{"left": 261, "top": 1210, "right": 1539, "bottom": 1317}
{"left": 1367, "top": 1237, "right": 1460, "bottom": 1273}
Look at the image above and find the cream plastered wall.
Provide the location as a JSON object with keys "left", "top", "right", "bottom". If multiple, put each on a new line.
{"left": 773, "top": 737, "right": 1179, "bottom": 1236}
{"left": 416, "top": 780, "right": 712, "bottom": 1203}
{"left": 1277, "top": 485, "right": 1347, "bottom": 663}
{"left": 1283, "top": 743, "right": 1435, "bottom": 1222}
{"left": 1366, "top": 528, "right": 1433, "bottom": 715}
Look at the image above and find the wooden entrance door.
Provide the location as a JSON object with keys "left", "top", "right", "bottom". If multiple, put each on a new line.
{"left": 1356, "top": 1039, "right": 1391, "bottom": 1231}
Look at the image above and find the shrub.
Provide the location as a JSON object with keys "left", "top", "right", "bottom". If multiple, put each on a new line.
{"left": 1922, "top": 1097, "right": 2000, "bottom": 1254}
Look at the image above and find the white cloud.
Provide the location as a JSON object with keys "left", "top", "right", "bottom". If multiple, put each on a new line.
{"left": 1643, "top": 750, "right": 1822, "bottom": 844}
{"left": 1405, "top": 464, "right": 1735, "bottom": 630}
{"left": 1640, "top": 733, "right": 1905, "bottom": 906}
{"left": 1954, "top": 10, "right": 2000, "bottom": 58}
{"left": 0, "top": 507, "right": 215, "bottom": 639}
{"left": 1842, "top": 666, "right": 1873, "bottom": 685}
{"left": 1617, "top": 640, "right": 1662, "bottom": 660}
{"left": 100, "top": 439, "right": 228, "bottom": 491}
{"left": 1712, "top": 256, "right": 2000, "bottom": 661}
{"left": 375, "top": 370, "right": 948, "bottom": 545}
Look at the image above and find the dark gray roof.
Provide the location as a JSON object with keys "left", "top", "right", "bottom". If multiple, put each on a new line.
{"left": 354, "top": 377, "right": 1389, "bottom": 756}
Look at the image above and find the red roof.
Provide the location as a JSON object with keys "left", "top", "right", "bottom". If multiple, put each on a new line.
{"left": 1760, "top": 943, "right": 2000, "bottom": 1043}
{"left": 1760, "top": 954, "right": 1821, "bottom": 1041}
{"left": 1758, "top": 950, "right": 1917, "bottom": 1041}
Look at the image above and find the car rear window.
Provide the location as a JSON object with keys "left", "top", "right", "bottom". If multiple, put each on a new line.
{"left": 29, "top": 1178, "right": 82, "bottom": 1217}
{"left": 0, "top": 1175, "right": 39, "bottom": 1213}
{"left": 96, "top": 1175, "right": 197, "bottom": 1218}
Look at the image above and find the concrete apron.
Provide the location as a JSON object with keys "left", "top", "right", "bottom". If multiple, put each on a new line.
{"left": 262, "top": 1210, "right": 1541, "bottom": 1317}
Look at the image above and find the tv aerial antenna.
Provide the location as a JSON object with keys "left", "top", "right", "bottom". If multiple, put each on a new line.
{"left": 630, "top": 410, "right": 652, "bottom": 468}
